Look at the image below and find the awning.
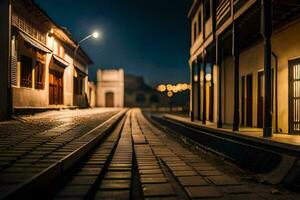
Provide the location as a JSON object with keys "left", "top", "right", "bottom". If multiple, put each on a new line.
{"left": 53, "top": 54, "right": 69, "bottom": 68}
{"left": 19, "top": 31, "right": 52, "bottom": 54}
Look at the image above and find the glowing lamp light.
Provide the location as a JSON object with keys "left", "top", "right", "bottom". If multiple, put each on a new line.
{"left": 181, "top": 83, "right": 188, "bottom": 90}
{"left": 92, "top": 32, "right": 99, "bottom": 38}
{"left": 205, "top": 73, "right": 212, "bottom": 81}
{"left": 194, "top": 75, "right": 198, "bottom": 82}
{"left": 157, "top": 84, "right": 166, "bottom": 92}
{"left": 167, "top": 84, "right": 173, "bottom": 91}
{"left": 167, "top": 91, "right": 173, "bottom": 97}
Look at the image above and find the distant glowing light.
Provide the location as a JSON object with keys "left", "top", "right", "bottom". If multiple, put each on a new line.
{"left": 167, "top": 84, "right": 173, "bottom": 91}
{"left": 205, "top": 73, "right": 212, "bottom": 81}
{"left": 167, "top": 91, "right": 173, "bottom": 97}
{"left": 181, "top": 83, "right": 188, "bottom": 90}
{"left": 194, "top": 75, "right": 198, "bottom": 82}
{"left": 157, "top": 84, "right": 166, "bottom": 92}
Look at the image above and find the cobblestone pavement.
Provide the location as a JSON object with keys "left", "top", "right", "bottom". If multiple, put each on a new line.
{"left": 52, "top": 108, "right": 299, "bottom": 199}
{"left": 129, "top": 109, "right": 299, "bottom": 200}
{"left": 0, "top": 108, "right": 121, "bottom": 196}
{"left": 54, "top": 109, "right": 299, "bottom": 200}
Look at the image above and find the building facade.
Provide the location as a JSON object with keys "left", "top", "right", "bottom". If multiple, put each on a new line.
{"left": 96, "top": 69, "right": 124, "bottom": 107}
{"left": 188, "top": 0, "right": 300, "bottom": 135}
{"left": 2, "top": 0, "right": 93, "bottom": 114}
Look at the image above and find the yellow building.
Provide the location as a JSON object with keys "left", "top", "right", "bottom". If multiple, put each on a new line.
{"left": 188, "top": 0, "right": 300, "bottom": 135}
{"left": 8, "top": 0, "right": 92, "bottom": 111}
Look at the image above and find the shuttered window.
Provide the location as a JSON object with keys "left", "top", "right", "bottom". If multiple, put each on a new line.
{"left": 20, "top": 55, "right": 33, "bottom": 88}
{"left": 34, "top": 61, "right": 45, "bottom": 89}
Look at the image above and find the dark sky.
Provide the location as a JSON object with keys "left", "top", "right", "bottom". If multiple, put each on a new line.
{"left": 35, "top": 0, "right": 192, "bottom": 86}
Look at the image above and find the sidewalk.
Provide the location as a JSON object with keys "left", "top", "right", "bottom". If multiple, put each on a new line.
{"left": 164, "top": 114, "right": 300, "bottom": 149}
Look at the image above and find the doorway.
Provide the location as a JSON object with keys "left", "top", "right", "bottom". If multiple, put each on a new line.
{"left": 257, "top": 71, "right": 264, "bottom": 128}
{"left": 246, "top": 74, "right": 253, "bottom": 127}
{"left": 289, "top": 58, "right": 300, "bottom": 134}
{"left": 105, "top": 92, "right": 114, "bottom": 107}
{"left": 49, "top": 69, "right": 63, "bottom": 105}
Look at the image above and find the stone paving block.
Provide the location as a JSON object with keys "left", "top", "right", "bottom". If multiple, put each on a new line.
{"left": 139, "top": 169, "right": 163, "bottom": 174}
{"left": 77, "top": 168, "right": 102, "bottom": 176}
{"left": 95, "top": 190, "right": 130, "bottom": 200}
{"left": 208, "top": 175, "right": 240, "bottom": 186}
{"left": 143, "top": 183, "right": 175, "bottom": 197}
{"left": 177, "top": 176, "right": 208, "bottom": 186}
{"left": 184, "top": 186, "right": 223, "bottom": 198}
{"left": 168, "top": 166, "right": 193, "bottom": 171}
{"left": 221, "top": 185, "right": 252, "bottom": 194}
{"left": 100, "top": 180, "right": 131, "bottom": 190}
{"left": 105, "top": 171, "right": 132, "bottom": 179}
{"left": 197, "top": 170, "right": 222, "bottom": 176}
{"left": 141, "top": 174, "right": 166, "bottom": 179}
{"left": 138, "top": 165, "right": 160, "bottom": 170}
{"left": 69, "top": 176, "right": 97, "bottom": 185}
{"left": 172, "top": 170, "right": 198, "bottom": 177}
{"left": 109, "top": 163, "right": 132, "bottom": 168}
{"left": 193, "top": 166, "right": 217, "bottom": 171}
{"left": 141, "top": 177, "right": 168, "bottom": 184}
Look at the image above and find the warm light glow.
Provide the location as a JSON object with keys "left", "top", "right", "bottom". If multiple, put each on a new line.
{"left": 205, "top": 73, "right": 212, "bottom": 81}
{"left": 92, "top": 32, "right": 99, "bottom": 38}
{"left": 181, "top": 83, "right": 188, "bottom": 90}
{"left": 194, "top": 75, "right": 198, "bottom": 82}
{"left": 167, "top": 84, "right": 173, "bottom": 91}
{"left": 167, "top": 91, "right": 173, "bottom": 97}
{"left": 157, "top": 84, "right": 166, "bottom": 92}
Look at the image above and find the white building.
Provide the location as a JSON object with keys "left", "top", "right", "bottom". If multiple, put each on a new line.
{"left": 96, "top": 69, "right": 124, "bottom": 107}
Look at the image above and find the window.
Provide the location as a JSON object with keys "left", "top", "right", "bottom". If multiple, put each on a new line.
{"left": 20, "top": 55, "right": 33, "bottom": 88}
{"left": 204, "top": 0, "right": 211, "bottom": 22}
{"left": 198, "top": 11, "right": 202, "bottom": 34}
{"left": 74, "top": 76, "right": 84, "bottom": 95}
{"left": 193, "top": 22, "right": 197, "bottom": 42}
{"left": 35, "top": 61, "right": 45, "bottom": 89}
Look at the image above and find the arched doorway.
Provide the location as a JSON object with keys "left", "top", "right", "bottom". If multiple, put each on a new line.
{"left": 105, "top": 92, "right": 114, "bottom": 107}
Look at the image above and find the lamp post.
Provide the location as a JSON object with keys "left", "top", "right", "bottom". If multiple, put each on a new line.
{"left": 72, "top": 31, "right": 100, "bottom": 108}
{"left": 73, "top": 31, "right": 99, "bottom": 62}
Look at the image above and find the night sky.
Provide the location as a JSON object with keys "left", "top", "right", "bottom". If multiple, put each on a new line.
{"left": 35, "top": 0, "right": 192, "bottom": 86}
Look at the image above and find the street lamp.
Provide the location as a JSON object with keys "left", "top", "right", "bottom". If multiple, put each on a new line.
{"left": 72, "top": 31, "right": 100, "bottom": 108}
{"left": 73, "top": 31, "right": 100, "bottom": 61}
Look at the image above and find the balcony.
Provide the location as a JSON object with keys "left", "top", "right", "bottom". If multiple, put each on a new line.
{"left": 216, "top": 0, "right": 231, "bottom": 29}
{"left": 216, "top": 0, "right": 252, "bottom": 30}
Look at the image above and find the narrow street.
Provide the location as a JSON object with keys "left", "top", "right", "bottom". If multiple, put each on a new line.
{"left": 1, "top": 108, "right": 298, "bottom": 199}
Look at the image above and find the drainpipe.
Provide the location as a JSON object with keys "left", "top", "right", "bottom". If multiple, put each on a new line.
{"left": 272, "top": 52, "right": 278, "bottom": 133}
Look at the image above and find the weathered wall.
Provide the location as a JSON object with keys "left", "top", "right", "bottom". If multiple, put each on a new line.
{"left": 96, "top": 69, "right": 124, "bottom": 107}
{"left": 0, "top": 0, "right": 11, "bottom": 120}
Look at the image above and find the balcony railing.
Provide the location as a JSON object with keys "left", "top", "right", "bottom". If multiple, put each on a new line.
{"left": 216, "top": 0, "right": 250, "bottom": 29}
{"left": 216, "top": 0, "right": 231, "bottom": 28}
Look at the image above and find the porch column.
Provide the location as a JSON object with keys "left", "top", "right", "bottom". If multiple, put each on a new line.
{"left": 202, "top": 51, "right": 207, "bottom": 125}
{"left": 261, "top": 0, "right": 273, "bottom": 137}
{"left": 197, "top": 57, "right": 201, "bottom": 121}
{"left": 210, "top": 61, "right": 214, "bottom": 122}
{"left": 232, "top": 23, "right": 240, "bottom": 131}
{"left": 191, "top": 62, "right": 195, "bottom": 121}
{"left": 0, "top": 0, "right": 12, "bottom": 121}
{"left": 216, "top": 37, "right": 223, "bottom": 128}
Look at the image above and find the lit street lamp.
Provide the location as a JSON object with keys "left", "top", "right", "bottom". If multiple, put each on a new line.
{"left": 73, "top": 31, "right": 100, "bottom": 61}
{"left": 72, "top": 31, "right": 100, "bottom": 108}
